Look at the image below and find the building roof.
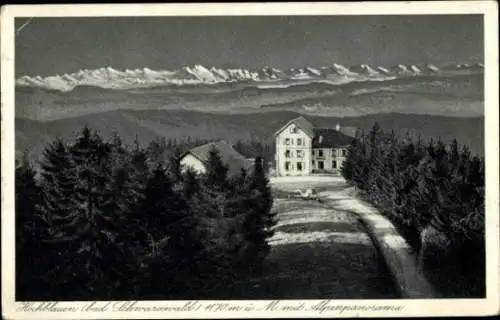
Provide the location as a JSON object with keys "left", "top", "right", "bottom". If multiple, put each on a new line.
{"left": 338, "top": 126, "right": 357, "bottom": 138}
{"left": 274, "top": 116, "right": 315, "bottom": 137}
{"left": 311, "top": 128, "right": 354, "bottom": 148}
{"left": 275, "top": 115, "right": 358, "bottom": 140}
{"left": 184, "top": 140, "right": 254, "bottom": 176}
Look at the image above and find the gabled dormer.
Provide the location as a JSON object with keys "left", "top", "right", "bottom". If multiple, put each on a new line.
{"left": 274, "top": 116, "right": 315, "bottom": 138}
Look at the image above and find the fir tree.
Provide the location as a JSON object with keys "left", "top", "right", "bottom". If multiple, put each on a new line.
{"left": 249, "top": 156, "right": 274, "bottom": 215}
{"left": 16, "top": 153, "right": 42, "bottom": 235}
{"left": 352, "top": 133, "right": 369, "bottom": 189}
{"left": 147, "top": 137, "right": 167, "bottom": 163}
{"left": 378, "top": 130, "right": 399, "bottom": 207}
{"left": 239, "top": 156, "right": 276, "bottom": 274}
{"left": 37, "top": 137, "right": 86, "bottom": 297}
{"left": 141, "top": 164, "right": 186, "bottom": 239}
{"left": 15, "top": 155, "right": 46, "bottom": 298}
{"left": 70, "top": 129, "right": 126, "bottom": 298}
{"left": 100, "top": 135, "right": 148, "bottom": 297}
{"left": 166, "top": 146, "right": 183, "bottom": 184}
{"left": 204, "top": 146, "right": 229, "bottom": 191}
{"left": 39, "top": 138, "right": 80, "bottom": 229}
{"left": 139, "top": 163, "right": 207, "bottom": 297}
{"left": 369, "top": 122, "right": 382, "bottom": 161}
{"left": 182, "top": 167, "right": 201, "bottom": 200}
{"left": 40, "top": 128, "right": 137, "bottom": 299}
{"left": 224, "top": 168, "right": 249, "bottom": 218}
{"left": 341, "top": 137, "right": 358, "bottom": 181}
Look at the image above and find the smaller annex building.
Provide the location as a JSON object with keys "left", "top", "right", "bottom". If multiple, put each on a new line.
{"left": 180, "top": 140, "right": 254, "bottom": 176}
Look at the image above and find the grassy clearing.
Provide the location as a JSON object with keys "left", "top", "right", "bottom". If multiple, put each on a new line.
{"left": 222, "top": 242, "right": 399, "bottom": 299}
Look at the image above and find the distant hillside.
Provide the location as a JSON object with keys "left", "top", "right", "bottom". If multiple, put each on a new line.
{"left": 15, "top": 110, "right": 484, "bottom": 163}
{"left": 16, "top": 73, "right": 483, "bottom": 121}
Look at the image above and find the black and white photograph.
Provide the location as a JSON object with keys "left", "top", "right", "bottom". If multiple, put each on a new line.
{"left": 1, "top": 2, "right": 499, "bottom": 319}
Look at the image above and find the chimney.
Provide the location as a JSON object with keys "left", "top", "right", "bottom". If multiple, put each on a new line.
{"left": 336, "top": 123, "right": 341, "bottom": 131}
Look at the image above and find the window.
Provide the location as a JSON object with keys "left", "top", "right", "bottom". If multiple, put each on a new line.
{"left": 312, "top": 160, "right": 315, "bottom": 166}
{"left": 285, "top": 150, "right": 291, "bottom": 158}
{"left": 312, "top": 150, "right": 315, "bottom": 156}
{"left": 318, "top": 161, "right": 324, "bottom": 170}
{"left": 285, "top": 162, "right": 291, "bottom": 171}
{"left": 297, "top": 162, "right": 303, "bottom": 171}
{"left": 290, "top": 126, "right": 297, "bottom": 133}
{"left": 297, "top": 138, "right": 303, "bottom": 146}
{"left": 296, "top": 150, "right": 304, "bottom": 158}
{"left": 318, "top": 149, "right": 324, "bottom": 157}
{"left": 342, "top": 149, "right": 347, "bottom": 157}
{"left": 332, "top": 160, "right": 337, "bottom": 169}
{"left": 285, "top": 138, "right": 291, "bottom": 145}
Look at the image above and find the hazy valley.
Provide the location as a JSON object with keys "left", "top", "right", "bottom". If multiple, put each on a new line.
{"left": 16, "top": 110, "right": 484, "bottom": 163}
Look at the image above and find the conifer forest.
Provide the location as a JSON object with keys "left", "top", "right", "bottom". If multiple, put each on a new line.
{"left": 15, "top": 122, "right": 486, "bottom": 299}
{"left": 341, "top": 123, "right": 485, "bottom": 297}
{"left": 15, "top": 128, "right": 276, "bottom": 300}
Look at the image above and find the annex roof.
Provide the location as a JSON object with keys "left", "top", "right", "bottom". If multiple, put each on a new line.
{"left": 311, "top": 128, "right": 354, "bottom": 148}
{"left": 184, "top": 140, "right": 254, "bottom": 175}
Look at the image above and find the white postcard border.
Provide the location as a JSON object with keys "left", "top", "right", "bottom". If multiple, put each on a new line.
{"left": 2, "top": 2, "right": 499, "bottom": 319}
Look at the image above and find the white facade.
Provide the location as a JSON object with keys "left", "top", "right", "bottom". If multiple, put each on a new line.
{"left": 180, "top": 153, "right": 206, "bottom": 174}
{"left": 311, "top": 147, "right": 348, "bottom": 174}
{"left": 275, "top": 123, "right": 312, "bottom": 176}
{"left": 274, "top": 121, "right": 350, "bottom": 176}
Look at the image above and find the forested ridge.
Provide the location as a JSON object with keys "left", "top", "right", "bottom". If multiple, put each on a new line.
{"left": 14, "top": 121, "right": 486, "bottom": 299}
{"left": 341, "top": 123, "right": 485, "bottom": 297}
{"left": 16, "top": 110, "right": 484, "bottom": 166}
{"left": 15, "top": 127, "right": 276, "bottom": 300}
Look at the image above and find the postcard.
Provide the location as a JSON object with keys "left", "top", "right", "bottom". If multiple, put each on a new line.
{"left": 1, "top": 2, "right": 499, "bottom": 319}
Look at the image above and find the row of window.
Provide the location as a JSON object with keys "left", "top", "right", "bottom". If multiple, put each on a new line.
{"left": 285, "top": 149, "right": 304, "bottom": 158}
{"left": 313, "top": 149, "right": 348, "bottom": 157}
{"left": 284, "top": 149, "right": 348, "bottom": 158}
{"left": 284, "top": 160, "right": 339, "bottom": 171}
{"left": 283, "top": 138, "right": 348, "bottom": 157}
{"left": 284, "top": 162, "right": 304, "bottom": 171}
{"left": 312, "top": 160, "right": 338, "bottom": 169}
{"left": 284, "top": 138, "right": 304, "bottom": 146}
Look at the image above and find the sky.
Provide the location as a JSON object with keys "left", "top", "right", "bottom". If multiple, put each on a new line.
{"left": 15, "top": 15, "right": 483, "bottom": 76}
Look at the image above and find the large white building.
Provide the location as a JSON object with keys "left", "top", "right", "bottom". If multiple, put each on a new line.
{"left": 274, "top": 116, "right": 355, "bottom": 176}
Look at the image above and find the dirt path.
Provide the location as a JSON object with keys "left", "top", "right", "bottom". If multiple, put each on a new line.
{"left": 225, "top": 177, "right": 400, "bottom": 299}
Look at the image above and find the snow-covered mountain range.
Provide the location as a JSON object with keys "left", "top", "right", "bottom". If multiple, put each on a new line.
{"left": 16, "top": 62, "right": 484, "bottom": 92}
